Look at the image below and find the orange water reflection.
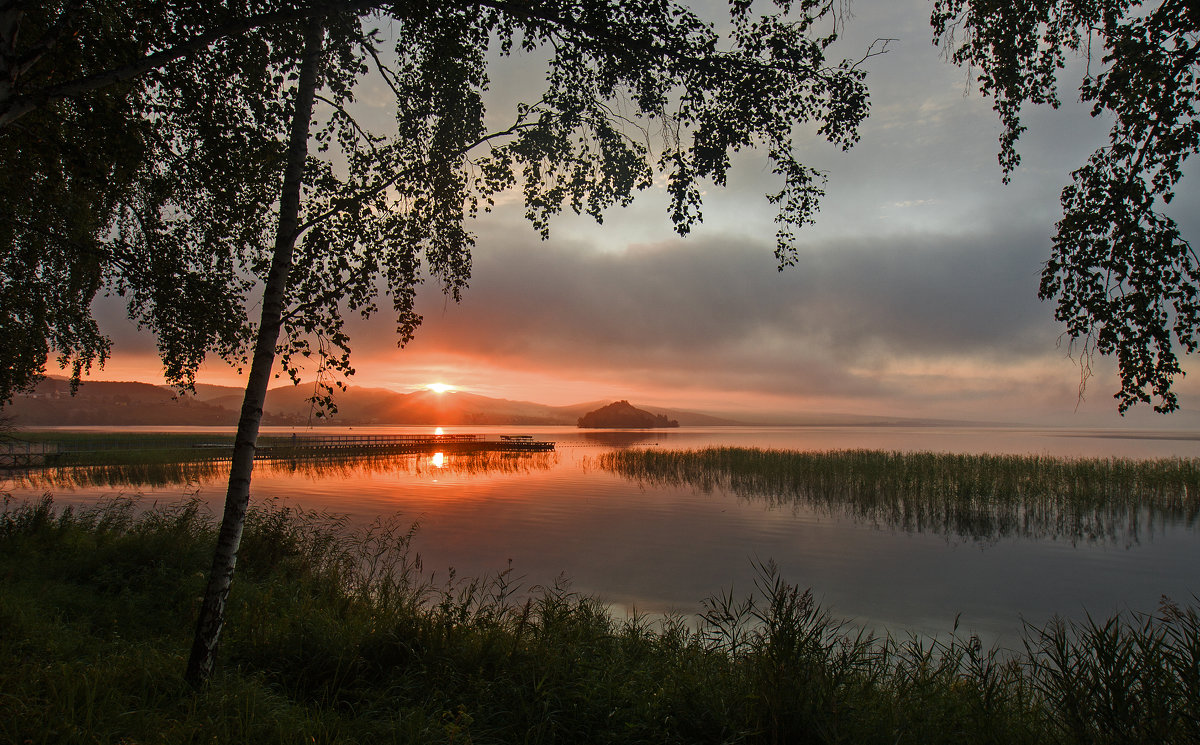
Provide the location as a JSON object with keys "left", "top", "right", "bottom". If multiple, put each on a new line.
{"left": 5, "top": 449, "right": 556, "bottom": 490}
{"left": 5, "top": 425, "right": 1199, "bottom": 644}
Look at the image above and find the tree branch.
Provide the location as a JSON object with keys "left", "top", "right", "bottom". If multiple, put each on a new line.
{"left": 295, "top": 113, "right": 547, "bottom": 236}
{"left": 0, "top": 0, "right": 382, "bottom": 128}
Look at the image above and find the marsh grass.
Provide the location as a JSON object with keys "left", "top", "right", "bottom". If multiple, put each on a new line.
{"left": 9, "top": 431, "right": 235, "bottom": 466}
{"left": 598, "top": 447, "right": 1200, "bottom": 543}
{"left": 1, "top": 495, "right": 1197, "bottom": 743}
{"left": 6, "top": 449, "right": 557, "bottom": 490}
{"left": 6, "top": 432, "right": 557, "bottom": 471}
{"left": 264, "top": 450, "right": 558, "bottom": 480}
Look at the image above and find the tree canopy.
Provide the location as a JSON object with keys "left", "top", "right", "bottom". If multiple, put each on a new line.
{"left": 0, "top": 1, "right": 333, "bottom": 403}
{"left": 932, "top": 0, "right": 1200, "bottom": 412}
{"left": 1, "top": 0, "right": 872, "bottom": 409}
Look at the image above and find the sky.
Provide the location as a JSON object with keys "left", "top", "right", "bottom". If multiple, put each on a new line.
{"left": 86, "top": 0, "right": 1200, "bottom": 427}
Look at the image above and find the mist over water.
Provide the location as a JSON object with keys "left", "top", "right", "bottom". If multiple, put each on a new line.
{"left": 5, "top": 424, "right": 1198, "bottom": 646}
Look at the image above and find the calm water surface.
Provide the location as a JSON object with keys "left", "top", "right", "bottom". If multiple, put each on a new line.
{"left": 6, "top": 424, "right": 1199, "bottom": 646}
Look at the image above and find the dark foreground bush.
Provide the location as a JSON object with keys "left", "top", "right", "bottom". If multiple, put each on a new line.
{"left": 1, "top": 495, "right": 1196, "bottom": 744}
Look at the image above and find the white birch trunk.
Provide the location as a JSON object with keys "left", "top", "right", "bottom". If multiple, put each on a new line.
{"left": 185, "top": 16, "right": 325, "bottom": 688}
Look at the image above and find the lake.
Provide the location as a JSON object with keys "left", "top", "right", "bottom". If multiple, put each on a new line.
{"left": 5, "top": 424, "right": 1199, "bottom": 648}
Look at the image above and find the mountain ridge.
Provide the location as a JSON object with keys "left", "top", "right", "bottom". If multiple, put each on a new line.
{"left": 6, "top": 378, "right": 742, "bottom": 427}
{"left": 10, "top": 376, "right": 1029, "bottom": 428}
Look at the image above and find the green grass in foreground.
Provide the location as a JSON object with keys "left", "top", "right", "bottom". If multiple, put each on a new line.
{"left": 1, "top": 496, "right": 1198, "bottom": 744}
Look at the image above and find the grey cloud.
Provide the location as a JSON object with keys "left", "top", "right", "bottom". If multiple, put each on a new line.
{"left": 407, "top": 223, "right": 1058, "bottom": 360}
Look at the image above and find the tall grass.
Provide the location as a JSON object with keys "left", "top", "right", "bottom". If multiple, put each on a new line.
{"left": 1, "top": 495, "right": 1197, "bottom": 743}
{"left": 6, "top": 450, "right": 557, "bottom": 489}
{"left": 598, "top": 447, "right": 1200, "bottom": 544}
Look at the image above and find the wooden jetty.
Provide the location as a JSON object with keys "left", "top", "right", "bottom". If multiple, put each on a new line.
{"left": 257, "top": 433, "right": 555, "bottom": 456}
{"left": 0, "top": 441, "right": 59, "bottom": 467}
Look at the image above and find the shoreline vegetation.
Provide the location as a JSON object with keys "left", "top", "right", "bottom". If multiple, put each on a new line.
{"left": 0, "top": 431, "right": 554, "bottom": 468}
{"left": 598, "top": 447, "right": 1200, "bottom": 544}
{"left": 7, "top": 450, "right": 558, "bottom": 489}
{"left": 1, "top": 496, "right": 1198, "bottom": 743}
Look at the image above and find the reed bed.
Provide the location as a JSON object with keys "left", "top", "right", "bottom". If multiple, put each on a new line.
{"left": 1, "top": 495, "right": 1197, "bottom": 744}
{"left": 6, "top": 450, "right": 557, "bottom": 489}
{"left": 598, "top": 447, "right": 1200, "bottom": 544}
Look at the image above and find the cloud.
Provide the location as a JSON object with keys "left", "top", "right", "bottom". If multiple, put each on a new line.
{"left": 397, "top": 221, "right": 1056, "bottom": 365}
{"left": 257, "top": 216, "right": 1077, "bottom": 418}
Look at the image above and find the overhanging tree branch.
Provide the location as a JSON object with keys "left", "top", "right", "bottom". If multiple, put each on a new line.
{"left": 294, "top": 114, "right": 547, "bottom": 237}
{"left": 0, "top": 1, "right": 381, "bottom": 127}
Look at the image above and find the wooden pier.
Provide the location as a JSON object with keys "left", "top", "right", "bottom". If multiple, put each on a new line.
{"left": 257, "top": 433, "right": 555, "bottom": 456}
{"left": 0, "top": 441, "right": 59, "bottom": 467}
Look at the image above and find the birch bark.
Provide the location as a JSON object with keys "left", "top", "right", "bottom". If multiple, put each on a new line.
{"left": 184, "top": 15, "right": 325, "bottom": 688}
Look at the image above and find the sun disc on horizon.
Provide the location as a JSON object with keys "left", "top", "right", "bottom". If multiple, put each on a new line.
{"left": 426, "top": 382, "right": 455, "bottom": 394}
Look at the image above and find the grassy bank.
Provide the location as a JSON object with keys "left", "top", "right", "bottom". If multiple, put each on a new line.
{"left": 598, "top": 447, "right": 1200, "bottom": 543}
{"left": 2, "top": 496, "right": 1198, "bottom": 744}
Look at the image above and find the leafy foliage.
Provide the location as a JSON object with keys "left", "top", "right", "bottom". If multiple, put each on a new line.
{"left": 932, "top": 0, "right": 1200, "bottom": 412}
{"left": 1, "top": 0, "right": 874, "bottom": 412}
{"left": 0, "top": 2, "right": 310, "bottom": 403}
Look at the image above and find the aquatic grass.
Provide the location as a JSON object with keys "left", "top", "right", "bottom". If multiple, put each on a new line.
{"left": 265, "top": 449, "right": 558, "bottom": 480}
{"left": 5, "top": 431, "right": 558, "bottom": 470}
{"left": 7, "top": 449, "right": 558, "bottom": 490}
{"left": 6, "top": 459, "right": 231, "bottom": 488}
{"left": 2, "top": 495, "right": 1198, "bottom": 743}
{"left": 598, "top": 447, "right": 1200, "bottom": 543}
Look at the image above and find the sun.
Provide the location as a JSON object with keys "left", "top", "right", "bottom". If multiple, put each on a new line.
{"left": 425, "top": 382, "right": 455, "bottom": 394}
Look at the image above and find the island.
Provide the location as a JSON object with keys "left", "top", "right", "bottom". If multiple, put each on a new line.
{"left": 577, "top": 400, "right": 680, "bottom": 429}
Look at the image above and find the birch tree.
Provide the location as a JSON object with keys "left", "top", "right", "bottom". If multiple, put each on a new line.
{"left": 172, "top": 0, "right": 876, "bottom": 685}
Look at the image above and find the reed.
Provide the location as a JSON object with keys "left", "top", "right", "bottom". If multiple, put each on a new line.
{"left": 598, "top": 447, "right": 1200, "bottom": 543}
{"left": 1, "top": 495, "right": 1197, "bottom": 743}
{"left": 7, "top": 450, "right": 557, "bottom": 489}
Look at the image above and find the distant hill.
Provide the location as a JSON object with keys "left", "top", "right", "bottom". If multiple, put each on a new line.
{"left": 577, "top": 400, "right": 680, "bottom": 429}
{"left": 199, "top": 386, "right": 738, "bottom": 427}
{"left": 3, "top": 379, "right": 299, "bottom": 426}
{"left": 6, "top": 379, "right": 736, "bottom": 428}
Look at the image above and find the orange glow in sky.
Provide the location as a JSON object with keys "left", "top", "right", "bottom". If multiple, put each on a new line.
{"left": 29, "top": 0, "right": 1200, "bottom": 433}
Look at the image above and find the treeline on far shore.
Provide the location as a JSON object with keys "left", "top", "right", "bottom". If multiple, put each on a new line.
{"left": 1, "top": 495, "right": 1197, "bottom": 744}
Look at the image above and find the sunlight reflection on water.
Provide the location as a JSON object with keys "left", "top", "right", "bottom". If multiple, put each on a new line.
{"left": 5, "top": 424, "right": 1198, "bottom": 646}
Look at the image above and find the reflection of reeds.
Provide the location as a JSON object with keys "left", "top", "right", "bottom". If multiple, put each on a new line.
{"left": 9, "top": 450, "right": 558, "bottom": 489}
{"left": 7, "top": 460, "right": 230, "bottom": 489}
{"left": 599, "top": 447, "right": 1200, "bottom": 543}
{"left": 259, "top": 451, "right": 558, "bottom": 479}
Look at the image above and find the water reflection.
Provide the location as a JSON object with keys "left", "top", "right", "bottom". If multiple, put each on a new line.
{"left": 598, "top": 448, "right": 1200, "bottom": 545}
{"left": 7, "top": 450, "right": 557, "bottom": 489}
{"left": 579, "top": 432, "right": 664, "bottom": 447}
{"left": 5, "top": 460, "right": 228, "bottom": 489}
